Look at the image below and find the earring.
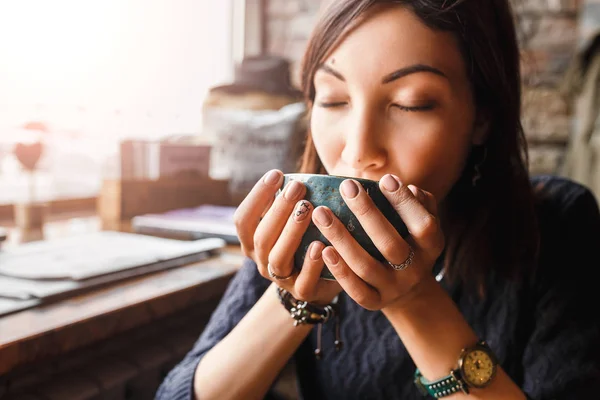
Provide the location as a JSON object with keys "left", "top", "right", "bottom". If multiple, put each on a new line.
{"left": 472, "top": 146, "right": 487, "bottom": 187}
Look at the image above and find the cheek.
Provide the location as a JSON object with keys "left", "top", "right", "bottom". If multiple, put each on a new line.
{"left": 310, "top": 109, "right": 343, "bottom": 169}
{"left": 395, "top": 114, "right": 473, "bottom": 199}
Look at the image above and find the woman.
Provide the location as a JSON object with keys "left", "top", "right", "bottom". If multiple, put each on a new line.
{"left": 157, "top": 1, "right": 600, "bottom": 399}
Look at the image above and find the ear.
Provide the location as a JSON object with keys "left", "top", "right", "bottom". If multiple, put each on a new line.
{"left": 472, "top": 110, "right": 490, "bottom": 146}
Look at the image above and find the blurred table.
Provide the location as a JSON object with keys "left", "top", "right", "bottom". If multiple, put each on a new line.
{"left": 0, "top": 213, "right": 245, "bottom": 400}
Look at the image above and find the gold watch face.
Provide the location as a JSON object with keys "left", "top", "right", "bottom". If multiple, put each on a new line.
{"left": 460, "top": 348, "right": 496, "bottom": 388}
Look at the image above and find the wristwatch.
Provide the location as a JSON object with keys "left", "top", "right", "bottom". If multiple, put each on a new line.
{"left": 414, "top": 340, "right": 498, "bottom": 398}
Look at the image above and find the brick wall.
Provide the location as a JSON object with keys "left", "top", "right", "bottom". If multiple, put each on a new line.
{"left": 265, "top": 0, "right": 583, "bottom": 175}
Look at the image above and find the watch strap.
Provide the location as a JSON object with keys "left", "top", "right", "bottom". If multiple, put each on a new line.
{"left": 414, "top": 369, "right": 468, "bottom": 398}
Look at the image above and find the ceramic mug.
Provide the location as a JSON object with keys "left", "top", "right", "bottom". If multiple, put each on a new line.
{"left": 281, "top": 173, "right": 409, "bottom": 280}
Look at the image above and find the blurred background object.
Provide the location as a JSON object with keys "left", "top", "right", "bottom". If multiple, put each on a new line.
{"left": 13, "top": 121, "right": 47, "bottom": 240}
{"left": 202, "top": 54, "right": 306, "bottom": 201}
{"left": 559, "top": 0, "right": 600, "bottom": 201}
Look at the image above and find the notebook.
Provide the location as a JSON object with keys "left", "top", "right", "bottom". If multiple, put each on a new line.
{"left": 131, "top": 205, "right": 239, "bottom": 244}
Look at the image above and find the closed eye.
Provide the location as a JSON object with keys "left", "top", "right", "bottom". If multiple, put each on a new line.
{"left": 317, "top": 102, "right": 347, "bottom": 108}
{"left": 317, "top": 102, "right": 435, "bottom": 111}
{"left": 392, "top": 104, "right": 435, "bottom": 112}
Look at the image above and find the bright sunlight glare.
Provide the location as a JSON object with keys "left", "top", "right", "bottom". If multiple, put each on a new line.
{"left": 0, "top": 0, "right": 233, "bottom": 140}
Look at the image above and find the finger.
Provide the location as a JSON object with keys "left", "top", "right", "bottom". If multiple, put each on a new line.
{"left": 380, "top": 175, "right": 444, "bottom": 254}
{"left": 234, "top": 169, "right": 283, "bottom": 253}
{"left": 253, "top": 180, "right": 307, "bottom": 265}
{"left": 260, "top": 193, "right": 276, "bottom": 219}
{"left": 322, "top": 246, "right": 381, "bottom": 310}
{"left": 408, "top": 185, "right": 438, "bottom": 217}
{"left": 339, "top": 179, "right": 412, "bottom": 270}
{"left": 294, "top": 241, "right": 326, "bottom": 301}
{"left": 267, "top": 200, "right": 314, "bottom": 280}
{"left": 312, "top": 206, "right": 389, "bottom": 288}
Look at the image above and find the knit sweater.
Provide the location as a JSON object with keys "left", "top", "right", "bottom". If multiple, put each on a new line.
{"left": 156, "top": 176, "right": 600, "bottom": 400}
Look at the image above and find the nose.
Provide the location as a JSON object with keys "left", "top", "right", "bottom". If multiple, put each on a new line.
{"left": 340, "top": 105, "right": 387, "bottom": 173}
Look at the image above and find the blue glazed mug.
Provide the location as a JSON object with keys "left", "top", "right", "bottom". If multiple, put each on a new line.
{"left": 281, "top": 173, "right": 410, "bottom": 280}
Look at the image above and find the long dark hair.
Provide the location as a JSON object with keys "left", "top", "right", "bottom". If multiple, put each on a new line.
{"left": 298, "top": 0, "right": 539, "bottom": 295}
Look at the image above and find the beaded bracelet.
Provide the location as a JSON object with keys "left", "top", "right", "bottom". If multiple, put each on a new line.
{"left": 275, "top": 286, "right": 343, "bottom": 359}
{"left": 275, "top": 286, "right": 334, "bottom": 325}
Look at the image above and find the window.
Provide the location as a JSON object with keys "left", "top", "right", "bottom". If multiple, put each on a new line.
{"left": 0, "top": 0, "right": 234, "bottom": 204}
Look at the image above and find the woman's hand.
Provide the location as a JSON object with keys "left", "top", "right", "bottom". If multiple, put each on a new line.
{"left": 233, "top": 169, "right": 342, "bottom": 305}
{"left": 312, "top": 174, "right": 445, "bottom": 311}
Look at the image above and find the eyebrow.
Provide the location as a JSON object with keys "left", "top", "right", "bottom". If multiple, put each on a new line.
{"left": 318, "top": 64, "right": 346, "bottom": 81}
{"left": 381, "top": 64, "right": 447, "bottom": 84}
{"left": 317, "top": 63, "right": 447, "bottom": 84}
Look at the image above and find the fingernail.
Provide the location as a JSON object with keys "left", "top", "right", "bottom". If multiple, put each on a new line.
{"left": 381, "top": 174, "right": 400, "bottom": 192}
{"left": 309, "top": 241, "right": 324, "bottom": 260}
{"left": 313, "top": 207, "right": 333, "bottom": 227}
{"left": 322, "top": 248, "right": 339, "bottom": 265}
{"left": 294, "top": 200, "right": 311, "bottom": 222}
{"left": 340, "top": 180, "right": 359, "bottom": 199}
{"left": 264, "top": 170, "right": 281, "bottom": 186}
{"left": 407, "top": 185, "right": 420, "bottom": 198}
{"left": 285, "top": 181, "right": 304, "bottom": 201}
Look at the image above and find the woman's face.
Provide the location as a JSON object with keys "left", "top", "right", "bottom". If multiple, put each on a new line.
{"left": 311, "top": 6, "right": 485, "bottom": 201}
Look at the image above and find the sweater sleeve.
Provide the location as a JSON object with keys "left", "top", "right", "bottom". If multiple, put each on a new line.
{"left": 522, "top": 183, "right": 600, "bottom": 399}
{"left": 155, "top": 257, "right": 270, "bottom": 400}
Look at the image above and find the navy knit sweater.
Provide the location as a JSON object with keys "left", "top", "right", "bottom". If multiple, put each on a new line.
{"left": 156, "top": 176, "right": 600, "bottom": 399}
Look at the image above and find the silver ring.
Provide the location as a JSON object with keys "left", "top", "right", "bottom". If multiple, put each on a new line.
{"left": 267, "top": 263, "right": 294, "bottom": 280}
{"left": 387, "top": 247, "right": 415, "bottom": 271}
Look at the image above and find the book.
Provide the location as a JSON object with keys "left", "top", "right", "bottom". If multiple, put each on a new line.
{"left": 131, "top": 204, "right": 239, "bottom": 244}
